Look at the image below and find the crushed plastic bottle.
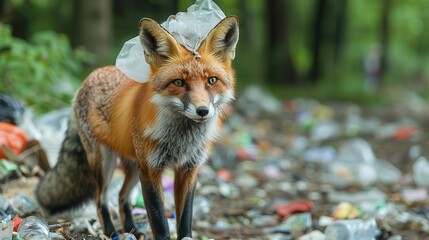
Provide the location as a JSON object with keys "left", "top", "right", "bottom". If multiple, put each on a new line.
{"left": 17, "top": 216, "right": 51, "bottom": 240}
{"left": 325, "top": 218, "right": 378, "bottom": 240}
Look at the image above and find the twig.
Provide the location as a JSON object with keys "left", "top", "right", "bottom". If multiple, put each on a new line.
{"left": 49, "top": 222, "right": 72, "bottom": 230}
{"left": 1, "top": 144, "right": 23, "bottom": 165}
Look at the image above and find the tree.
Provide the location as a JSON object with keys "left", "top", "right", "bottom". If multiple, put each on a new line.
{"left": 379, "top": 0, "right": 391, "bottom": 86}
{"left": 333, "top": 0, "right": 348, "bottom": 62}
{"left": 308, "top": 0, "right": 349, "bottom": 83}
{"left": 72, "top": 0, "right": 112, "bottom": 66}
{"left": 266, "top": 0, "right": 296, "bottom": 84}
{"left": 308, "top": 0, "right": 331, "bottom": 83}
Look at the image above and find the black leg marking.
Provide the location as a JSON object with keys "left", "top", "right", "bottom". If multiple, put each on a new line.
{"left": 142, "top": 182, "right": 171, "bottom": 240}
{"left": 101, "top": 204, "right": 117, "bottom": 237}
{"left": 122, "top": 202, "right": 136, "bottom": 232}
{"left": 177, "top": 184, "right": 196, "bottom": 239}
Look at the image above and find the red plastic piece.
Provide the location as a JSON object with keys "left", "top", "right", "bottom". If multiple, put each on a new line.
{"left": 275, "top": 200, "right": 314, "bottom": 218}
{"left": 0, "top": 122, "right": 28, "bottom": 159}
{"left": 12, "top": 216, "right": 23, "bottom": 232}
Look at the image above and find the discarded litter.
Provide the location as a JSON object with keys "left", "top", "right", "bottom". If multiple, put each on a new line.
{"left": 325, "top": 218, "right": 378, "bottom": 240}
{"left": 17, "top": 215, "right": 51, "bottom": 240}
{"left": 1, "top": 92, "right": 428, "bottom": 239}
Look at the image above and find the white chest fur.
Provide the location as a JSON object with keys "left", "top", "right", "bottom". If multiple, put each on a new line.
{"left": 144, "top": 111, "right": 219, "bottom": 169}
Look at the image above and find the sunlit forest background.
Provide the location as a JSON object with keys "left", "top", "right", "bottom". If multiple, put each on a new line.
{"left": 1, "top": 0, "right": 429, "bottom": 113}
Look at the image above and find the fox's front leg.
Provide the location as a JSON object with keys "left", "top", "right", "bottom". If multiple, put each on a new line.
{"left": 174, "top": 167, "right": 199, "bottom": 239}
{"left": 138, "top": 164, "right": 170, "bottom": 239}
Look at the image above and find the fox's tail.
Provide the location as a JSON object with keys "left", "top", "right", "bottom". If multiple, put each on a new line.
{"left": 36, "top": 114, "right": 96, "bottom": 214}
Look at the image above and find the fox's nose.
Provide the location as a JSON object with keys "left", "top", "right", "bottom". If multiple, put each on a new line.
{"left": 196, "top": 106, "right": 209, "bottom": 117}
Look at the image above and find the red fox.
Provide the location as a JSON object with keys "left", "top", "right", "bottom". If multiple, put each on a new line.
{"left": 36, "top": 16, "right": 239, "bottom": 239}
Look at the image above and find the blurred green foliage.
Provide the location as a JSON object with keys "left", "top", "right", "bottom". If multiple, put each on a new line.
{"left": 0, "top": 23, "right": 93, "bottom": 113}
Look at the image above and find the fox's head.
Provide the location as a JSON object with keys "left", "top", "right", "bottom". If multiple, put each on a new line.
{"left": 139, "top": 16, "right": 239, "bottom": 123}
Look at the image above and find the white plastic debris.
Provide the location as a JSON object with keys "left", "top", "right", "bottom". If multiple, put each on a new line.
{"left": 115, "top": 0, "right": 226, "bottom": 82}
{"left": 115, "top": 36, "right": 151, "bottom": 83}
{"left": 161, "top": 0, "right": 225, "bottom": 56}
{"left": 413, "top": 156, "right": 429, "bottom": 187}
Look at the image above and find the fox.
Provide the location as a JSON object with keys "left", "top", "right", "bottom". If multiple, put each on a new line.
{"left": 36, "top": 16, "right": 239, "bottom": 239}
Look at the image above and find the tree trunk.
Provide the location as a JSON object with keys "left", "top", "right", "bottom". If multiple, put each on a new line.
{"left": 238, "top": 0, "right": 253, "bottom": 47}
{"left": 379, "top": 0, "right": 391, "bottom": 86}
{"left": 266, "top": 0, "right": 296, "bottom": 84}
{"left": 0, "top": 0, "right": 29, "bottom": 39}
{"left": 72, "top": 0, "right": 112, "bottom": 66}
{"left": 333, "top": 0, "right": 348, "bottom": 62}
{"left": 308, "top": 0, "right": 327, "bottom": 83}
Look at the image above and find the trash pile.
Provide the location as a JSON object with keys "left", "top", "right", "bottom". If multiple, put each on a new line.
{"left": 1, "top": 87, "right": 429, "bottom": 239}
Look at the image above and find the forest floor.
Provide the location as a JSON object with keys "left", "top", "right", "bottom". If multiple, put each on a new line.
{"left": 1, "top": 88, "right": 429, "bottom": 240}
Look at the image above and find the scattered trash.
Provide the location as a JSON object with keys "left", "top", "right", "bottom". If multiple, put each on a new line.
{"left": 401, "top": 188, "right": 428, "bottom": 202}
{"left": 0, "top": 92, "right": 25, "bottom": 125}
{"left": 275, "top": 200, "right": 314, "bottom": 218}
{"left": 331, "top": 202, "right": 363, "bottom": 219}
{"left": 236, "top": 85, "right": 283, "bottom": 118}
{"left": 413, "top": 156, "right": 429, "bottom": 187}
{"left": 9, "top": 194, "right": 37, "bottom": 216}
{"left": 0, "top": 216, "right": 14, "bottom": 240}
{"left": 1, "top": 93, "right": 428, "bottom": 239}
{"left": 0, "top": 122, "right": 28, "bottom": 159}
{"left": 17, "top": 215, "right": 51, "bottom": 240}
{"left": 325, "top": 218, "right": 378, "bottom": 240}
{"left": 299, "top": 230, "right": 325, "bottom": 240}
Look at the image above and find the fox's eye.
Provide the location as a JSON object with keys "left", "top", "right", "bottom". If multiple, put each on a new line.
{"left": 208, "top": 77, "right": 218, "bottom": 85}
{"left": 172, "top": 79, "right": 185, "bottom": 87}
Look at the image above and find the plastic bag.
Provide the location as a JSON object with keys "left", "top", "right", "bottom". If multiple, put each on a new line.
{"left": 0, "top": 122, "right": 27, "bottom": 159}
{"left": 115, "top": 0, "right": 225, "bottom": 83}
{"left": 0, "top": 92, "right": 25, "bottom": 125}
{"left": 115, "top": 36, "right": 151, "bottom": 83}
{"left": 161, "top": 0, "right": 226, "bottom": 56}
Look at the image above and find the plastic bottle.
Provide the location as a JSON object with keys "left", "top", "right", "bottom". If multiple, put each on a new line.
{"left": 325, "top": 218, "right": 377, "bottom": 240}
{"left": 17, "top": 216, "right": 51, "bottom": 240}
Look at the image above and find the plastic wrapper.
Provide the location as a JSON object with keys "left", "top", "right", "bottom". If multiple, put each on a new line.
{"left": 116, "top": 0, "right": 226, "bottom": 82}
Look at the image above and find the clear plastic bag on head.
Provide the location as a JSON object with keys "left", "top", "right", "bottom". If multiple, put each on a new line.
{"left": 115, "top": 0, "right": 225, "bottom": 83}
{"left": 115, "top": 36, "right": 151, "bottom": 83}
{"left": 161, "top": 0, "right": 226, "bottom": 56}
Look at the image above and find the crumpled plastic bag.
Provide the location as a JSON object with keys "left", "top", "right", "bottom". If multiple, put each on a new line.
{"left": 0, "top": 92, "right": 25, "bottom": 125}
{"left": 115, "top": 0, "right": 225, "bottom": 83}
{"left": 161, "top": 0, "right": 226, "bottom": 56}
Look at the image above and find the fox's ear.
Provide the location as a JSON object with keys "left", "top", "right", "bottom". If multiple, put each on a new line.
{"left": 139, "top": 18, "right": 180, "bottom": 67}
{"left": 202, "top": 16, "right": 239, "bottom": 61}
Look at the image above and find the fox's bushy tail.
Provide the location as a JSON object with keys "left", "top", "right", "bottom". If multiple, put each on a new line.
{"left": 36, "top": 114, "right": 96, "bottom": 214}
